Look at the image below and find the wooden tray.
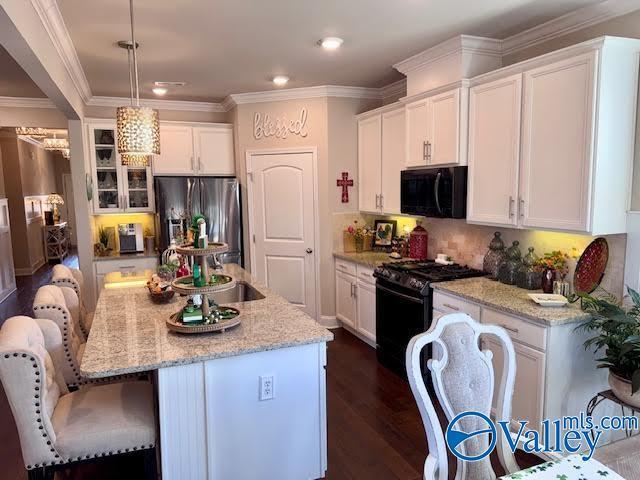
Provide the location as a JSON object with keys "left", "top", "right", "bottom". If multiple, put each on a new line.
{"left": 167, "top": 308, "right": 241, "bottom": 334}
{"left": 175, "top": 242, "right": 229, "bottom": 256}
{"left": 171, "top": 275, "right": 236, "bottom": 295}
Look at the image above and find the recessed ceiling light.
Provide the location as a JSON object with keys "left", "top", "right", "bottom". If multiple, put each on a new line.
{"left": 154, "top": 81, "right": 186, "bottom": 87}
{"left": 272, "top": 75, "right": 289, "bottom": 86}
{"left": 152, "top": 87, "right": 168, "bottom": 96}
{"left": 320, "top": 37, "right": 343, "bottom": 50}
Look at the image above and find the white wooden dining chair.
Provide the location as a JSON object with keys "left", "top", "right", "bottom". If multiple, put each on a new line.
{"left": 406, "top": 312, "right": 520, "bottom": 480}
{"left": 51, "top": 265, "right": 93, "bottom": 340}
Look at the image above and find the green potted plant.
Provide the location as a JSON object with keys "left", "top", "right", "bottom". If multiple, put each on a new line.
{"left": 95, "top": 226, "right": 111, "bottom": 257}
{"left": 578, "top": 287, "right": 640, "bottom": 407}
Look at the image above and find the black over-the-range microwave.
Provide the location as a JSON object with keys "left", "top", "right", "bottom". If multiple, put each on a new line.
{"left": 400, "top": 167, "right": 468, "bottom": 218}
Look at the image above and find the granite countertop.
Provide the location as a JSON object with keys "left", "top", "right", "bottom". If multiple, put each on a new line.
{"left": 333, "top": 251, "right": 409, "bottom": 268}
{"left": 433, "top": 277, "right": 591, "bottom": 326}
{"left": 93, "top": 251, "right": 159, "bottom": 262}
{"left": 81, "top": 263, "right": 334, "bottom": 378}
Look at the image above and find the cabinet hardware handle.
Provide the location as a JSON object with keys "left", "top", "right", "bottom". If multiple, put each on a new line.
{"left": 423, "top": 141, "right": 428, "bottom": 161}
{"left": 442, "top": 303, "right": 460, "bottom": 311}
{"left": 500, "top": 323, "right": 519, "bottom": 334}
{"left": 426, "top": 141, "right": 432, "bottom": 162}
{"left": 379, "top": 194, "right": 384, "bottom": 210}
{"left": 519, "top": 197, "right": 525, "bottom": 218}
{"left": 119, "top": 265, "right": 136, "bottom": 270}
{"left": 375, "top": 194, "right": 380, "bottom": 209}
{"left": 509, "top": 196, "right": 515, "bottom": 218}
{"left": 353, "top": 284, "right": 357, "bottom": 298}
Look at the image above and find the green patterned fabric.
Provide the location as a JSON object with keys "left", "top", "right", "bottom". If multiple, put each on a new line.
{"left": 500, "top": 454, "right": 623, "bottom": 479}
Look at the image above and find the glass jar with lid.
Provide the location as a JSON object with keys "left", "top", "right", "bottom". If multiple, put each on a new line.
{"left": 483, "top": 232, "right": 506, "bottom": 280}
{"left": 498, "top": 241, "right": 522, "bottom": 285}
{"left": 516, "top": 247, "right": 542, "bottom": 290}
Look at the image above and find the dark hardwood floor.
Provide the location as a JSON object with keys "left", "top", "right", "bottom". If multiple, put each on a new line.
{"left": 0, "top": 257, "right": 543, "bottom": 479}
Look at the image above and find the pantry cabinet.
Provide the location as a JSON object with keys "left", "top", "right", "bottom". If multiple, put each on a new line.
{"left": 404, "top": 86, "right": 467, "bottom": 168}
{"left": 467, "top": 38, "right": 640, "bottom": 235}
{"left": 153, "top": 123, "right": 235, "bottom": 176}
{"left": 87, "top": 122, "right": 154, "bottom": 214}
{"left": 357, "top": 106, "right": 405, "bottom": 214}
{"left": 334, "top": 259, "right": 376, "bottom": 346}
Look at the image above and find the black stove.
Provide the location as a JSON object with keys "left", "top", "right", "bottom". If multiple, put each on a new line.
{"left": 373, "top": 260, "right": 485, "bottom": 380}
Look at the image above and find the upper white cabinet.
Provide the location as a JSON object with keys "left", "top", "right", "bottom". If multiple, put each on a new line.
{"left": 153, "top": 123, "right": 235, "bottom": 176}
{"left": 357, "top": 106, "right": 405, "bottom": 214}
{"left": 87, "top": 122, "right": 154, "bottom": 214}
{"left": 405, "top": 86, "right": 468, "bottom": 168}
{"left": 467, "top": 38, "right": 640, "bottom": 235}
{"left": 467, "top": 74, "right": 522, "bottom": 226}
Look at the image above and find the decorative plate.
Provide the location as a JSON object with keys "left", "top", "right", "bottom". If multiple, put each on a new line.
{"left": 527, "top": 293, "right": 568, "bottom": 307}
{"left": 166, "top": 307, "right": 241, "bottom": 334}
{"left": 574, "top": 237, "right": 609, "bottom": 294}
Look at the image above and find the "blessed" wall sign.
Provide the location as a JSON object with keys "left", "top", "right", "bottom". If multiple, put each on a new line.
{"left": 254, "top": 108, "right": 308, "bottom": 139}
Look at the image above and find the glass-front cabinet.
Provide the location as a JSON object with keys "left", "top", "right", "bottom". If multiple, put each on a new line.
{"left": 88, "top": 122, "right": 154, "bottom": 214}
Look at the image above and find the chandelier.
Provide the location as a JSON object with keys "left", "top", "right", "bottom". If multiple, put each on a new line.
{"left": 15, "top": 127, "right": 49, "bottom": 138}
{"left": 43, "top": 136, "right": 69, "bottom": 151}
{"left": 60, "top": 148, "right": 70, "bottom": 159}
{"left": 116, "top": 0, "right": 159, "bottom": 167}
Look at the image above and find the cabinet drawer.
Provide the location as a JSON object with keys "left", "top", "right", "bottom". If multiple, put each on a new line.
{"left": 432, "top": 291, "right": 481, "bottom": 320}
{"left": 481, "top": 307, "right": 547, "bottom": 351}
{"left": 356, "top": 265, "right": 376, "bottom": 285}
{"left": 335, "top": 259, "right": 357, "bottom": 276}
{"left": 95, "top": 257, "right": 158, "bottom": 275}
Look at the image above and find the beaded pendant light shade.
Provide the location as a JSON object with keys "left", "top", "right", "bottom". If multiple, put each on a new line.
{"left": 116, "top": 0, "right": 159, "bottom": 167}
{"left": 15, "top": 127, "right": 49, "bottom": 138}
{"left": 43, "top": 137, "right": 69, "bottom": 151}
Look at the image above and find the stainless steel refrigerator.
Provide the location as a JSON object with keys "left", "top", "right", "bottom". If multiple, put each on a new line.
{"left": 154, "top": 177, "right": 243, "bottom": 266}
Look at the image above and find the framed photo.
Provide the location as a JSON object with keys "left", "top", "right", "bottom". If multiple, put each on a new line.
{"left": 373, "top": 220, "right": 397, "bottom": 247}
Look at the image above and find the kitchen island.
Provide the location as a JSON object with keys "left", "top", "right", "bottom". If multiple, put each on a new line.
{"left": 81, "top": 263, "right": 333, "bottom": 480}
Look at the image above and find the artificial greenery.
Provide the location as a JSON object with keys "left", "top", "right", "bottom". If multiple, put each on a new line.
{"left": 98, "top": 227, "right": 110, "bottom": 247}
{"left": 577, "top": 287, "right": 640, "bottom": 393}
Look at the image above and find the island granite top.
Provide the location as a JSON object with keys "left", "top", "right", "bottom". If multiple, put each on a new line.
{"left": 80, "top": 263, "right": 333, "bottom": 378}
{"left": 433, "top": 277, "right": 591, "bottom": 326}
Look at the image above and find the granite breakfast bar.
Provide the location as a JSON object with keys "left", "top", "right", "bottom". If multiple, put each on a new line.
{"left": 81, "top": 263, "right": 333, "bottom": 480}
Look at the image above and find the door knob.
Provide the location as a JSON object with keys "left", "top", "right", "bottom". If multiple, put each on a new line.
{"left": 306, "top": 248, "right": 313, "bottom": 254}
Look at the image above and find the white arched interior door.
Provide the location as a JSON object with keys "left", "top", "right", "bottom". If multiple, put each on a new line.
{"left": 248, "top": 150, "right": 317, "bottom": 319}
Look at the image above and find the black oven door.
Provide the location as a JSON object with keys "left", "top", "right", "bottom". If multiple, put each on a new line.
{"left": 376, "top": 280, "right": 430, "bottom": 379}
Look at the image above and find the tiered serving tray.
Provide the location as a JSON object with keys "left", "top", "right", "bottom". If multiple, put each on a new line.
{"left": 167, "top": 242, "right": 241, "bottom": 334}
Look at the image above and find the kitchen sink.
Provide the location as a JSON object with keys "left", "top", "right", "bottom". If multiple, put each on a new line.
{"left": 210, "top": 281, "right": 266, "bottom": 303}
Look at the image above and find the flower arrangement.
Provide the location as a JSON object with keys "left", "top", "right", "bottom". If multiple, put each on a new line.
{"left": 536, "top": 250, "right": 570, "bottom": 277}
{"left": 344, "top": 221, "right": 373, "bottom": 253}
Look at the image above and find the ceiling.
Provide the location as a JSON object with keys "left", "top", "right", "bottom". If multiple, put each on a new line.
{"left": 56, "top": 0, "right": 603, "bottom": 102}
{"left": 0, "top": 45, "right": 46, "bottom": 98}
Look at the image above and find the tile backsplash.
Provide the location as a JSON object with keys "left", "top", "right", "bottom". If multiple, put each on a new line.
{"left": 333, "top": 212, "right": 627, "bottom": 298}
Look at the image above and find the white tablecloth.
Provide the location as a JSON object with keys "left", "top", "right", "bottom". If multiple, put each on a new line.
{"left": 500, "top": 454, "right": 624, "bottom": 479}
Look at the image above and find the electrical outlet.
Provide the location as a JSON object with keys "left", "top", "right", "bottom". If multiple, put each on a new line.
{"left": 259, "top": 375, "right": 274, "bottom": 401}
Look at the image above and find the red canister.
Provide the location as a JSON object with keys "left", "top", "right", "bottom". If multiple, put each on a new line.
{"left": 409, "top": 221, "right": 428, "bottom": 260}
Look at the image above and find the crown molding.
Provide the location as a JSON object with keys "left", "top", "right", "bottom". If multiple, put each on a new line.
{"left": 393, "top": 35, "right": 503, "bottom": 74}
{"left": 501, "top": 0, "right": 640, "bottom": 55}
{"left": 0, "top": 96, "right": 56, "bottom": 109}
{"left": 30, "top": 0, "right": 92, "bottom": 103}
{"left": 380, "top": 79, "right": 407, "bottom": 99}
{"left": 227, "top": 85, "right": 384, "bottom": 106}
{"left": 87, "top": 96, "right": 227, "bottom": 113}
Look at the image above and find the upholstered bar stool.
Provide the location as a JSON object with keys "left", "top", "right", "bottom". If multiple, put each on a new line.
{"left": 51, "top": 265, "right": 93, "bottom": 339}
{"left": 0, "top": 316, "right": 157, "bottom": 480}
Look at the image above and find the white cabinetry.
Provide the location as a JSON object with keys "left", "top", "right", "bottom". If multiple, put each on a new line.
{"left": 87, "top": 122, "right": 154, "bottom": 214}
{"left": 405, "top": 86, "right": 467, "bottom": 168}
{"left": 335, "top": 259, "right": 376, "bottom": 346}
{"left": 153, "top": 123, "right": 235, "bottom": 176}
{"left": 93, "top": 257, "right": 159, "bottom": 297}
{"left": 357, "top": 106, "right": 405, "bottom": 214}
{"left": 467, "top": 38, "right": 640, "bottom": 235}
{"left": 0, "top": 199, "right": 16, "bottom": 303}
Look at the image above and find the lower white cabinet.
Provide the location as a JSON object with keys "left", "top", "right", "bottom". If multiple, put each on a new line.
{"left": 94, "top": 257, "right": 159, "bottom": 297}
{"left": 335, "top": 260, "right": 376, "bottom": 346}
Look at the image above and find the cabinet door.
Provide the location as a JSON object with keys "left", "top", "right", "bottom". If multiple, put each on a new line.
{"left": 123, "top": 166, "right": 154, "bottom": 213}
{"left": 335, "top": 270, "right": 356, "bottom": 329}
{"left": 358, "top": 115, "right": 382, "bottom": 212}
{"left": 429, "top": 88, "right": 460, "bottom": 166}
{"left": 520, "top": 52, "right": 596, "bottom": 232}
{"left": 405, "top": 99, "right": 430, "bottom": 168}
{"left": 153, "top": 125, "right": 195, "bottom": 175}
{"left": 467, "top": 75, "right": 522, "bottom": 226}
{"left": 194, "top": 126, "right": 235, "bottom": 175}
{"left": 356, "top": 280, "right": 376, "bottom": 343}
{"left": 89, "top": 125, "right": 123, "bottom": 213}
{"left": 381, "top": 108, "right": 405, "bottom": 214}
{"left": 483, "top": 337, "right": 545, "bottom": 433}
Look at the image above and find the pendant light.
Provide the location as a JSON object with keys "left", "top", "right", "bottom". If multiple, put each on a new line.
{"left": 116, "top": 0, "right": 159, "bottom": 167}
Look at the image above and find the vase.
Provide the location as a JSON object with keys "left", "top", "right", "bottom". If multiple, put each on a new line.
{"left": 609, "top": 371, "right": 640, "bottom": 408}
{"left": 355, "top": 236, "right": 364, "bottom": 253}
{"left": 498, "top": 241, "right": 522, "bottom": 285}
{"left": 541, "top": 268, "right": 556, "bottom": 294}
{"left": 483, "top": 232, "right": 506, "bottom": 280}
{"left": 516, "top": 247, "right": 542, "bottom": 290}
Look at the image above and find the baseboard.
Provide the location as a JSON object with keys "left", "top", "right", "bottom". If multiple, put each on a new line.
{"left": 319, "top": 315, "right": 340, "bottom": 328}
{"left": 341, "top": 324, "right": 376, "bottom": 348}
